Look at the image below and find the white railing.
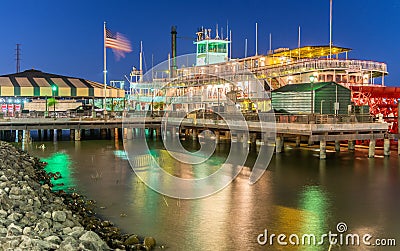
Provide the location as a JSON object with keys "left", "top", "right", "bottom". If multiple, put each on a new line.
{"left": 175, "top": 59, "right": 387, "bottom": 79}
{"left": 258, "top": 59, "right": 387, "bottom": 77}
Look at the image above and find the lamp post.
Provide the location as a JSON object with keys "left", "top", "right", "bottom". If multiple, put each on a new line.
{"left": 150, "top": 88, "right": 154, "bottom": 116}
{"left": 217, "top": 87, "right": 220, "bottom": 113}
{"left": 51, "top": 84, "right": 58, "bottom": 118}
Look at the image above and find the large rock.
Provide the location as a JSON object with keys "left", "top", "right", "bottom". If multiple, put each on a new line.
{"left": 79, "top": 231, "right": 110, "bottom": 250}
{"left": 124, "top": 234, "right": 140, "bottom": 246}
{"left": 7, "top": 212, "right": 22, "bottom": 221}
{"left": 9, "top": 186, "right": 20, "bottom": 195}
{"left": 144, "top": 236, "right": 156, "bottom": 249}
{"left": 44, "top": 235, "right": 61, "bottom": 244}
{"left": 22, "top": 227, "right": 32, "bottom": 236}
{"left": 31, "top": 238, "right": 59, "bottom": 249}
{"left": 0, "top": 227, "right": 7, "bottom": 237}
{"left": 19, "top": 235, "right": 33, "bottom": 249}
{"left": 34, "top": 220, "right": 50, "bottom": 233}
{"left": 52, "top": 211, "right": 67, "bottom": 222}
{"left": 59, "top": 236, "right": 79, "bottom": 250}
{"left": 7, "top": 223, "right": 23, "bottom": 236}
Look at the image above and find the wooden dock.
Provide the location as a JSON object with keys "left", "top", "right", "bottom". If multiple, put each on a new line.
{"left": 0, "top": 113, "right": 398, "bottom": 159}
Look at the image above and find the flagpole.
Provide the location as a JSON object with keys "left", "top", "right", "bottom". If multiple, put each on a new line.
{"left": 103, "top": 21, "right": 107, "bottom": 115}
{"left": 329, "top": 0, "right": 333, "bottom": 59}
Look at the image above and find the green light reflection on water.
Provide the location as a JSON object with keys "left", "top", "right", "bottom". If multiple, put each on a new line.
{"left": 41, "top": 152, "right": 76, "bottom": 191}
{"left": 299, "top": 185, "right": 330, "bottom": 249}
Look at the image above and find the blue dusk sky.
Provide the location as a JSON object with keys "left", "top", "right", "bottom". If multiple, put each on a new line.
{"left": 0, "top": 0, "right": 399, "bottom": 86}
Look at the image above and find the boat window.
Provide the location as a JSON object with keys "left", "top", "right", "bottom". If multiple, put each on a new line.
{"left": 208, "top": 43, "right": 226, "bottom": 53}
{"left": 198, "top": 44, "right": 206, "bottom": 53}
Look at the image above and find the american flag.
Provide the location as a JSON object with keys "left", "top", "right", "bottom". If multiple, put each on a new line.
{"left": 105, "top": 28, "right": 132, "bottom": 58}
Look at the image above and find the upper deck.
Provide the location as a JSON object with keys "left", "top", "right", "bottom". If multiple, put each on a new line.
{"left": 175, "top": 45, "right": 387, "bottom": 89}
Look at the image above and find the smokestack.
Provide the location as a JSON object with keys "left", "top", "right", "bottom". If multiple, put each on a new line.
{"left": 171, "top": 26, "right": 177, "bottom": 78}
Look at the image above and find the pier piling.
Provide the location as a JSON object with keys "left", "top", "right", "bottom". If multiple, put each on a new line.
{"left": 49, "top": 130, "right": 54, "bottom": 141}
{"left": 295, "top": 136, "right": 301, "bottom": 147}
{"left": 348, "top": 140, "right": 355, "bottom": 150}
{"left": 384, "top": 138, "right": 390, "bottom": 157}
{"left": 368, "top": 139, "right": 376, "bottom": 158}
{"left": 123, "top": 128, "right": 127, "bottom": 139}
{"left": 308, "top": 137, "right": 313, "bottom": 146}
{"left": 320, "top": 140, "right": 327, "bottom": 159}
{"left": 57, "top": 129, "right": 62, "bottom": 140}
{"left": 114, "top": 128, "right": 119, "bottom": 140}
{"left": 70, "top": 129, "right": 75, "bottom": 141}
{"left": 100, "top": 129, "right": 107, "bottom": 140}
{"left": 74, "top": 129, "right": 81, "bottom": 141}
{"left": 215, "top": 130, "right": 220, "bottom": 144}
{"left": 276, "top": 136, "right": 283, "bottom": 153}
{"left": 18, "top": 130, "right": 23, "bottom": 142}
{"left": 127, "top": 128, "right": 133, "bottom": 140}
{"left": 334, "top": 140, "right": 341, "bottom": 152}
{"left": 192, "top": 129, "right": 198, "bottom": 139}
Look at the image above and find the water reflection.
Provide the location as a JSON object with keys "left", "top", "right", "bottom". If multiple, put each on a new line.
{"left": 22, "top": 139, "right": 400, "bottom": 250}
{"left": 41, "top": 152, "right": 75, "bottom": 191}
{"left": 299, "top": 186, "right": 329, "bottom": 249}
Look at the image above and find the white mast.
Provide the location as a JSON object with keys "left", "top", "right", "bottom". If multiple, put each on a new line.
{"left": 226, "top": 20, "right": 229, "bottom": 40}
{"left": 229, "top": 30, "right": 232, "bottom": 60}
{"left": 298, "top": 26, "right": 301, "bottom": 59}
{"left": 329, "top": 0, "right": 333, "bottom": 59}
{"left": 255, "top": 22, "right": 258, "bottom": 56}
{"left": 151, "top": 53, "right": 154, "bottom": 79}
{"left": 269, "top": 33, "right": 272, "bottom": 54}
{"left": 139, "top": 41, "right": 143, "bottom": 82}
{"left": 168, "top": 53, "right": 171, "bottom": 79}
{"left": 245, "top": 38, "right": 248, "bottom": 58}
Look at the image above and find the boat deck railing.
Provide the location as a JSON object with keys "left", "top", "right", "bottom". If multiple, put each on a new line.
{"left": 174, "top": 58, "right": 386, "bottom": 76}
{"left": 251, "top": 58, "right": 387, "bottom": 78}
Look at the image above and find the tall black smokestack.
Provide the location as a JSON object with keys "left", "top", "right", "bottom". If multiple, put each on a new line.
{"left": 171, "top": 26, "right": 177, "bottom": 78}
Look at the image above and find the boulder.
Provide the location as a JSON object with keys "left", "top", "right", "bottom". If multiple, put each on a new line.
{"left": 79, "top": 231, "right": 110, "bottom": 250}
{"left": 124, "top": 234, "right": 140, "bottom": 246}
{"left": 52, "top": 211, "right": 67, "bottom": 222}
{"left": 144, "top": 236, "right": 156, "bottom": 249}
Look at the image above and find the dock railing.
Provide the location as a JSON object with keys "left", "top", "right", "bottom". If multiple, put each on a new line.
{"left": 274, "top": 113, "right": 375, "bottom": 124}
{"left": 161, "top": 111, "right": 376, "bottom": 124}
{"left": 1, "top": 110, "right": 376, "bottom": 125}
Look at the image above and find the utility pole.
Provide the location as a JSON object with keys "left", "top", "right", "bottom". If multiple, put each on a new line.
{"left": 15, "top": 44, "right": 21, "bottom": 73}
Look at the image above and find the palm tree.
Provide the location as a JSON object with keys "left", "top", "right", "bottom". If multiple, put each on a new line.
{"left": 47, "top": 98, "right": 57, "bottom": 117}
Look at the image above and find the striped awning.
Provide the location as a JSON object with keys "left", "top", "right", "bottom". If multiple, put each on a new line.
{"left": 0, "top": 69, "right": 125, "bottom": 98}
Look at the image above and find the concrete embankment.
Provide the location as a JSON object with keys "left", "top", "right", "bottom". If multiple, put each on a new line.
{"left": 0, "top": 141, "right": 157, "bottom": 250}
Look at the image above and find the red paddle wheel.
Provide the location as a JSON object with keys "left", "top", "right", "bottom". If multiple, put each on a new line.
{"left": 350, "top": 86, "right": 399, "bottom": 146}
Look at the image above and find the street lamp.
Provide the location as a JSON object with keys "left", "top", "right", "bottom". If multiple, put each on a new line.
{"left": 150, "top": 88, "right": 154, "bottom": 116}
{"left": 217, "top": 87, "right": 220, "bottom": 113}
{"left": 51, "top": 84, "right": 58, "bottom": 118}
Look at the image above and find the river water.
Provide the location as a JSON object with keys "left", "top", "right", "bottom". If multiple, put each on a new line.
{"left": 22, "top": 135, "right": 400, "bottom": 250}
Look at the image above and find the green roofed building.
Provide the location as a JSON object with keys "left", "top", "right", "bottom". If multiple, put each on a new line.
{"left": 271, "top": 82, "right": 351, "bottom": 114}
{"left": 0, "top": 69, "right": 124, "bottom": 98}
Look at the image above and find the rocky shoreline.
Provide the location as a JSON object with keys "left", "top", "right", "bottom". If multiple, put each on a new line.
{"left": 0, "top": 141, "right": 158, "bottom": 250}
